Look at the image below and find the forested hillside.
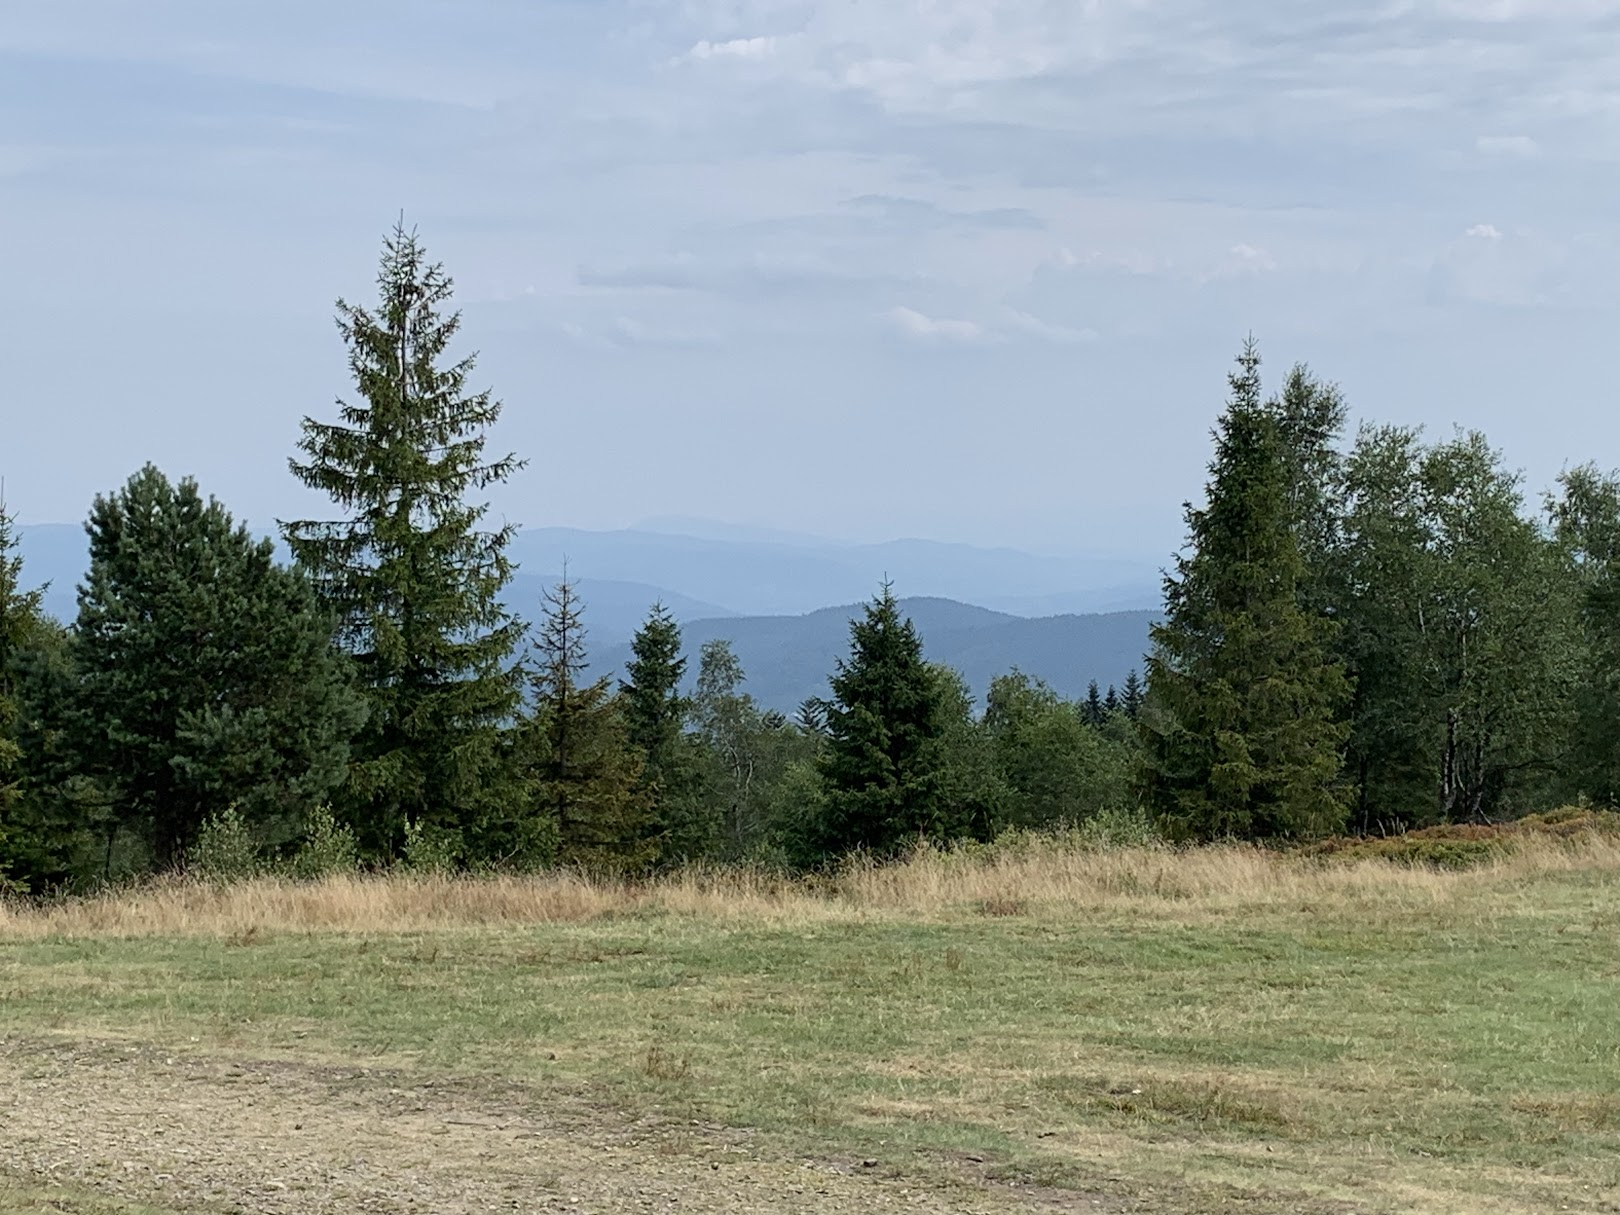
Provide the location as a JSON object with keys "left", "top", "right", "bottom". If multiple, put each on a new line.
{"left": 4, "top": 228, "right": 1618, "bottom": 893}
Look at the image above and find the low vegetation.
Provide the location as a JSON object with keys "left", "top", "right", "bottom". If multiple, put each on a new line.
{"left": 4, "top": 829, "right": 1618, "bottom": 1212}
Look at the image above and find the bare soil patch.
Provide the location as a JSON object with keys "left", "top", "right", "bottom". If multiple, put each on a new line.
{"left": 0, "top": 1037, "right": 1126, "bottom": 1214}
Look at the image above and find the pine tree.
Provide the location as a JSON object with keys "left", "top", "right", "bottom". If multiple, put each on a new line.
{"left": 0, "top": 502, "right": 44, "bottom": 883}
{"left": 1142, "top": 340, "right": 1351, "bottom": 840}
{"left": 70, "top": 466, "right": 364, "bottom": 868}
{"left": 1103, "top": 685, "right": 1121, "bottom": 717}
{"left": 1120, "top": 670, "right": 1145, "bottom": 720}
{"left": 620, "top": 603, "right": 712, "bottom": 860}
{"left": 282, "top": 223, "right": 526, "bottom": 858}
{"left": 527, "top": 580, "right": 652, "bottom": 872}
{"left": 1083, "top": 681, "right": 1104, "bottom": 727}
{"left": 620, "top": 604, "right": 688, "bottom": 791}
{"left": 814, "top": 584, "right": 953, "bottom": 857}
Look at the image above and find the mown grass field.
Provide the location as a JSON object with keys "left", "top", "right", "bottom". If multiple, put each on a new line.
{"left": 3, "top": 836, "right": 1619, "bottom": 1213}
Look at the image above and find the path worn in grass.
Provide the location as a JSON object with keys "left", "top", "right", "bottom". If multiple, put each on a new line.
{"left": 0, "top": 1036, "right": 1134, "bottom": 1214}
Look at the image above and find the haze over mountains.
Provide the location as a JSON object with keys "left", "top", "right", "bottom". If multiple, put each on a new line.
{"left": 17, "top": 521, "right": 1160, "bottom": 711}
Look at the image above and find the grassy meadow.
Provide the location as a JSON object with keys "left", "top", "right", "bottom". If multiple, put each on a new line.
{"left": 3, "top": 833, "right": 1620, "bottom": 1213}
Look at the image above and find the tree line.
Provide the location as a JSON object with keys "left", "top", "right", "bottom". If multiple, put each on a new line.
{"left": 1, "top": 229, "right": 1614, "bottom": 890}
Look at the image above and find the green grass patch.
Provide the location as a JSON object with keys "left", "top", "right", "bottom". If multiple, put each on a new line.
{"left": 3, "top": 856, "right": 1619, "bottom": 1211}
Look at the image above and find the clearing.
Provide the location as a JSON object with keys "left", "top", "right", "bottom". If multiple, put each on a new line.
{"left": 3, "top": 838, "right": 1619, "bottom": 1213}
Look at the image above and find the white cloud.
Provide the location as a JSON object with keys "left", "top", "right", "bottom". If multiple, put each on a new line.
{"left": 1002, "top": 308, "right": 1098, "bottom": 345}
{"left": 1476, "top": 134, "right": 1539, "bottom": 157}
{"left": 1466, "top": 223, "right": 1504, "bottom": 240}
{"left": 889, "top": 306, "right": 985, "bottom": 343}
{"left": 688, "top": 35, "right": 777, "bottom": 61}
{"left": 1227, "top": 243, "right": 1277, "bottom": 272}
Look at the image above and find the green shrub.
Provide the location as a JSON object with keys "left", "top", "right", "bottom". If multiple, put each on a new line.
{"left": 188, "top": 806, "right": 262, "bottom": 883}
{"left": 401, "top": 818, "right": 461, "bottom": 874}
{"left": 1077, "top": 804, "right": 1164, "bottom": 850}
{"left": 287, "top": 805, "right": 359, "bottom": 880}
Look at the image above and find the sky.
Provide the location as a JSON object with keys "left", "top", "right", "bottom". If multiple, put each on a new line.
{"left": 3, "top": 0, "right": 1618, "bottom": 559}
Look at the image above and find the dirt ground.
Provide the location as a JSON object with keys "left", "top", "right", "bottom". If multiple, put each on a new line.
{"left": 0, "top": 1037, "right": 1131, "bottom": 1215}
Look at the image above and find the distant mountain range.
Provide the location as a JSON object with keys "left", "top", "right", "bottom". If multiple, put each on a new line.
{"left": 14, "top": 522, "right": 1159, "bottom": 710}
{"left": 588, "top": 599, "right": 1156, "bottom": 713}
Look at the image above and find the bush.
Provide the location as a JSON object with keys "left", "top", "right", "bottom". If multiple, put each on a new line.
{"left": 401, "top": 818, "right": 462, "bottom": 874}
{"left": 287, "top": 805, "right": 359, "bottom": 880}
{"left": 1296, "top": 810, "right": 1620, "bottom": 870}
{"left": 188, "top": 806, "right": 262, "bottom": 883}
{"left": 1077, "top": 804, "right": 1164, "bottom": 850}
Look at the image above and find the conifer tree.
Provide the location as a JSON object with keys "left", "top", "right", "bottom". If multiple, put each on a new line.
{"left": 620, "top": 605, "right": 688, "bottom": 791}
{"left": 814, "top": 584, "right": 952, "bottom": 857}
{"left": 1142, "top": 341, "right": 1351, "bottom": 840}
{"left": 527, "top": 580, "right": 653, "bottom": 872}
{"left": 1103, "top": 685, "right": 1121, "bottom": 717}
{"left": 621, "top": 603, "right": 712, "bottom": 860}
{"left": 1083, "top": 681, "right": 1104, "bottom": 727}
{"left": 0, "top": 502, "right": 44, "bottom": 882}
{"left": 1120, "top": 670, "right": 1145, "bottom": 720}
{"left": 69, "top": 466, "right": 364, "bottom": 867}
{"left": 283, "top": 223, "right": 526, "bottom": 857}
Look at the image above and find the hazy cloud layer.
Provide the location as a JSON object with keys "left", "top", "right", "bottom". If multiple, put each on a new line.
{"left": 3, "top": 0, "right": 1617, "bottom": 557}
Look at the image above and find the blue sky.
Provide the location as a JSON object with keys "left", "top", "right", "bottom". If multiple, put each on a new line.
{"left": 3, "top": 0, "right": 1617, "bottom": 557}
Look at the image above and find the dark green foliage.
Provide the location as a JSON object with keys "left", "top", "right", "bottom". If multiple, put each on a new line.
{"left": 984, "top": 671, "right": 1135, "bottom": 829}
{"left": 2, "top": 617, "right": 115, "bottom": 889}
{"left": 65, "top": 466, "right": 363, "bottom": 869}
{"left": 620, "top": 604, "right": 711, "bottom": 859}
{"left": 0, "top": 502, "right": 45, "bottom": 886}
{"left": 1083, "top": 681, "right": 1104, "bottom": 727}
{"left": 1338, "top": 429, "right": 1577, "bottom": 827}
{"left": 813, "top": 584, "right": 955, "bottom": 857}
{"left": 1267, "top": 364, "right": 1348, "bottom": 613}
{"left": 1143, "top": 341, "right": 1351, "bottom": 841}
{"left": 525, "top": 580, "right": 650, "bottom": 873}
{"left": 1553, "top": 465, "right": 1620, "bottom": 806}
{"left": 1120, "top": 670, "right": 1145, "bottom": 720}
{"left": 621, "top": 603, "right": 688, "bottom": 784}
{"left": 283, "top": 223, "right": 526, "bottom": 858}
{"left": 926, "top": 663, "right": 1004, "bottom": 842}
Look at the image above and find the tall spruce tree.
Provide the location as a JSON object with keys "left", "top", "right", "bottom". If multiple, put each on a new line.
{"left": 526, "top": 580, "right": 653, "bottom": 872}
{"left": 1120, "top": 670, "right": 1145, "bottom": 720}
{"left": 69, "top": 466, "right": 364, "bottom": 868}
{"left": 621, "top": 603, "right": 716, "bottom": 861}
{"left": 283, "top": 223, "right": 526, "bottom": 858}
{"left": 814, "top": 584, "right": 952, "bottom": 857}
{"left": 1083, "top": 681, "right": 1104, "bottom": 727}
{"left": 1142, "top": 341, "right": 1350, "bottom": 840}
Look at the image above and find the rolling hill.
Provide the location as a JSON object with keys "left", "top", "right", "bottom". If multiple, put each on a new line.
{"left": 587, "top": 599, "right": 1157, "bottom": 713}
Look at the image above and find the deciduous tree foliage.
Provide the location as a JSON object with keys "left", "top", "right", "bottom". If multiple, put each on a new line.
{"left": 283, "top": 223, "right": 526, "bottom": 858}
{"left": 1552, "top": 465, "right": 1620, "bottom": 806}
{"left": 1338, "top": 429, "right": 1578, "bottom": 827}
{"left": 984, "top": 671, "right": 1134, "bottom": 829}
{"left": 1143, "top": 341, "right": 1351, "bottom": 840}
{"left": 68, "top": 466, "right": 363, "bottom": 868}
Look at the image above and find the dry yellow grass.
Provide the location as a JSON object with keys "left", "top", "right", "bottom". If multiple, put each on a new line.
{"left": 5, "top": 829, "right": 1617, "bottom": 940}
